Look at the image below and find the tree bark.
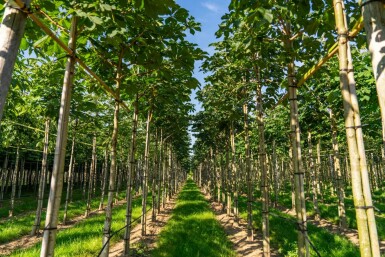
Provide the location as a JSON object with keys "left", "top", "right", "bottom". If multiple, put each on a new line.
{"left": 0, "top": 0, "right": 32, "bottom": 123}
{"left": 40, "top": 16, "right": 77, "bottom": 257}
{"left": 361, "top": 1, "right": 385, "bottom": 158}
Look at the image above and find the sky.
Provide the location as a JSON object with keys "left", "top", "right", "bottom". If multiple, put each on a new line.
{"left": 175, "top": 0, "right": 231, "bottom": 113}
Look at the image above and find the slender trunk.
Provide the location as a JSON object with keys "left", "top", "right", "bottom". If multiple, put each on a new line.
{"left": 152, "top": 129, "right": 158, "bottom": 222}
{"left": 307, "top": 132, "right": 320, "bottom": 220}
{"left": 272, "top": 141, "right": 279, "bottom": 207}
{"left": 285, "top": 27, "right": 309, "bottom": 255}
{"left": 329, "top": 109, "right": 347, "bottom": 228}
{"left": 157, "top": 129, "right": 163, "bottom": 215}
{"left": 40, "top": 17, "right": 77, "bottom": 257}
{"left": 100, "top": 47, "right": 124, "bottom": 257}
{"left": 17, "top": 159, "right": 24, "bottom": 198}
{"left": 63, "top": 119, "right": 77, "bottom": 224}
{"left": 243, "top": 102, "right": 253, "bottom": 241}
{"left": 0, "top": 0, "right": 32, "bottom": 122}
{"left": 9, "top": 147, "right": 20, "bottom": 217}
{"left": 141, "top": 109, "right": 152, "bottom": 236}
{"left": 32, "top": 118, "right": 50, "bottom": 235}
{"left": 255, "top": 72, "right": 270, "bottom": 256}
{"left": 85, "top": 134, "right": 97, "bottom": 217}
{"left": 123, "top": 94, "right": 138, "bottom": 256}
{"left": 231, "top": 125, "right": 238, "bottom": 222}
{"left": 99, "top": 147, "right": 109, "bottom": 210}
{"left": 333, "top": 1, "right": 380, "bottom": 256}
{"left": 0, "top": 153, "right": 9, "bottom": 201}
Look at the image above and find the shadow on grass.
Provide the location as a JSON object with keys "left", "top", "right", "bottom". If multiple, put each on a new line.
{"left": 151, "top": 180, "right": 236, "bottom": 257}
{"left": 238, "top": 195, "right": 359, "bottom": 257}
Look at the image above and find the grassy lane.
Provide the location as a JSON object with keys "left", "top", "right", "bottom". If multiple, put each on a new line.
{"left": 276, "top": 186, "right": 385, "bottom": 241}
{"left": 7, "top": 196, "right": 150, "bottom": 257}
{"left": 238, "top": 197, "right": 359, "bottom": 257}
{"left": 152, "top": 179, "right": 236, "bottom": 257}
{"left": 0, "top": 190, "right": 126, "bottom": 244}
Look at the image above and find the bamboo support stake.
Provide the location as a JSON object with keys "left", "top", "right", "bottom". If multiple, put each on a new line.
{"left": 333, "top": 0, "right": 380, "bottom": 256}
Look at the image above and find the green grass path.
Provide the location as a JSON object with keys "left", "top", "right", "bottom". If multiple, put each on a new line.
{"left": 151, "top": 179, "right": 236, "bottom": 257}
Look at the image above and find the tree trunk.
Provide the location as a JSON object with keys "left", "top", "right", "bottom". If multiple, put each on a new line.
{"left": 63, "top": 119, "right": 77, "bottom": 225}
{"left": 99, "top": 147, "right": 109, "bottom": 210}
{"left": 85, "top": 134, "right": 97, "bottom": 217}
{"left": 100, "top": 47, "right": 124, "bottom": 257}
{"left": 231, "top": 124, "right": 238, "bottom": 223}
{"left": 329, "top": 109, "right": 347, "bottom": 228}
{"left": 362, "top": 1, "right": 385, "bottom": 159}
{"left": 0, "top": 153, "right": 9, "bottom": 202}
{"left": 285, "top": 29, "right": 309, "bottom": 255}
{"left": 255, "top": 71, "right": 270, "bottom": 256}
{"left": 40, "top": 17, "right": 77, "bottom": 257}
{"left": 157, "top": 129, "right": 163, "bottom": 214}
{"left": 152, "top": 129, "right": 158, "bottom": 222}
{"left": 141, "top": 109, "right": 152, "bottom": 236}
{"left": 124, "top": 95, "right": 138, "bottom": 256}
{"left": 32, "top": 118, "right": 50, "bottom": 235}
{"left": 307, "top": 132, "right": 320, "bottom": 220}
{"left": 9, "top": 147, "right": 20, "bottom": 217}
{"left": 0, "top": 0, "right": 32, "bottom": 122}
{"left": 333, "top": 1, "right": 380, "bottom": 256}
{"left": 243, "top": 102, "right": 253, "bottom": 241}
{"left": 17, "top": 159, "right": 24, "bottom": 199}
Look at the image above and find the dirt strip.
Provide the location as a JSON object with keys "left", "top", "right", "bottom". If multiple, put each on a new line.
{"left": 205, "top": 196, "right": 279, "bottom": 257}
{"left": 109, "top": 196, "right": 177, "bottom": 257}
{"left": 278, "top": 206, "right": 385, "bottom": 254}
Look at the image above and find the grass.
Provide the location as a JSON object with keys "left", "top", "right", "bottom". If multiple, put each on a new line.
{"left": 237, "top": 196, "right": 360, "bottom": 257}
{"left": 0, "top": 188, "right": 126, "bottom": 244}
{"left": 276, "top": 183, "right": 385, "bottom": 241}
{"left": 151, "top": 179, "right": 236, "bottom": 257}
{"left": 8, "top": 196, "right": 151, "bottom": 257}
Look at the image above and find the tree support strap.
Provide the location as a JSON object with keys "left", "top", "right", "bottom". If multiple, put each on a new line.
{"left": 345, "top": 125, "right": 362, "bottom": 130}
{"left": 43, "top": 226, "right": 57, "bottom": 231}
{"left": 355, "top": 205, "right": 374, "bottom": 210}
{"left": 339, "top": 68, "right": 354, "bottom": 72}
{"left": 296, "top": 221, "right": 308, "bottom": 232}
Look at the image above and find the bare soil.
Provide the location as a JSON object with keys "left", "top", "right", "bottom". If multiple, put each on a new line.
{"left": 109, "top": 196, "right": 177, "bottom": 257}
{"left": 205, "top": 195, "right": 280, "bottom": 257}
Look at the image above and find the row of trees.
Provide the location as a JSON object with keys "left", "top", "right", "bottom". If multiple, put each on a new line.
{"left": 192, "top": 1, "right": 385, "bottom": 257}
{"left": 0, "top": 0, "right": 202, "bottom": 256}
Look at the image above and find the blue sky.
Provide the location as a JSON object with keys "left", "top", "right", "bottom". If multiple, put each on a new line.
{"left": 175, "top": 0, "right": 231, "bottom": 113}
{"left": 174, "top": 0, "right": 230, "bottom": 147}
